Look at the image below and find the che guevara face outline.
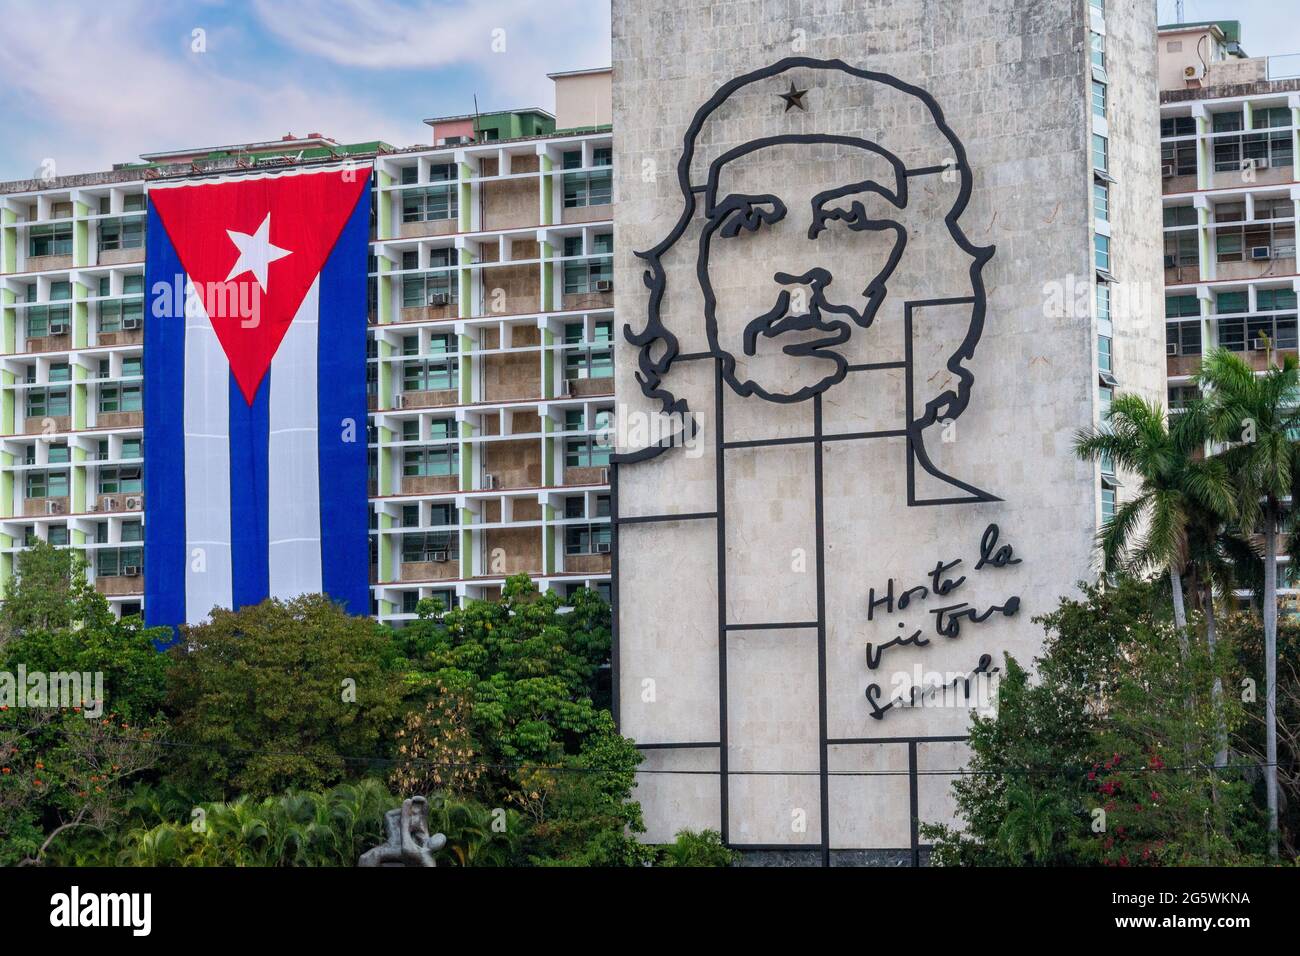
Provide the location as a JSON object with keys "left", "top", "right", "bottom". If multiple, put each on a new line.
{"left": 698, "top": 133, "right": 910, "bottom": 404}
{"left": 620, "top": 57, "right": 995, "bottom": 469}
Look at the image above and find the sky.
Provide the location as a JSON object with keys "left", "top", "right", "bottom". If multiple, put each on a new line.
{"left": 1, "top": 2, "right": 1297, "bottom": 184}
{"left": 0, "top": 0, "right": 613, "bottom": 182}
{"left": 1155, "top": 0, "right": 1300, "bottom": 58}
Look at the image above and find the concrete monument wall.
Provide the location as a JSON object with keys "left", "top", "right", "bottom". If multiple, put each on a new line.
{"left": 611, "top": 0, "right": 1164, "bottom": 859}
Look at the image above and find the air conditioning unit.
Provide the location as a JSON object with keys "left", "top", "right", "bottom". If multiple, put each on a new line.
{"left": 122, "top": 565, "right": 140, "bottom": 577}
{"left": 482, "top": 473, "right": 496, "bottom": 490}
{"left": 1166, "top": 342, "right": 1180, "bottom": 356}
{"left": 431, "top": 550, "right": 449, "bottom": 563}
{"left": 122, "top": 317, "right": 141, "bottom": 330}
{"left": 397, "top": 394, "right": 408, "bottom": 408}
{"left": 45, "top": 499, "right": 64, "bottom": 515}
{"left": 1251, "top": 246, "right": 1273, "bottom": 260}
{"left": 600, "top": 467, "right": 610, "bottom": 483}
{"left": 1184, "top": 65, "right": 1198, "bottom": 79}
{"left": 595, "top": 541, "right": 611, "bottom": 554}
{"left": 563, "top": 378, "right": 575, "bottom": 396}
{"left": 1255, "top": 158, "right": 1271, "bottom": 171}
{"left": 594, "top": 280, "right": 613, "bottom": 293}
{"left": 428, "top": 292, "right": 450, "bottom": 307}
{"left": 125, "top": 496, "right": 142, "bottom": 510}
{"left": 49, "top": 321, "right": 69, "bottom": 336}
{"left": 101, "top": 496, "right": 118, "bottom": 511}
{"left": 1160, "top": 163, "right": 1176, "bottom": 178}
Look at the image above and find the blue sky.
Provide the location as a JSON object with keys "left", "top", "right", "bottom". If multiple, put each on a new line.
{"left": 0, "top": 0, "right": 613, "bottom": 181}
{"left": 1, "top": 1, "right": 1297, "bottom": 183}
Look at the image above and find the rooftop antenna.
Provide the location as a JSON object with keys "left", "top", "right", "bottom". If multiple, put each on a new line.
{"left": 473, "top": 93, "right": 482, "bottom": 143}
{"left": 1176, "top": 0, "right": 1185, "bottom": 24}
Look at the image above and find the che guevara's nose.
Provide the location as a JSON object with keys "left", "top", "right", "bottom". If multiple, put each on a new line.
{"left": 774, "top": 267, "right": 832, "bottom": 297}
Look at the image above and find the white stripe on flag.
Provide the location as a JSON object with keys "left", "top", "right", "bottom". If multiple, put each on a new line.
{"left": 267, "top": 277, "right": 323, "bottom": 599}
{"left": 182, "top": 280, "right": 234, "bottom": 624}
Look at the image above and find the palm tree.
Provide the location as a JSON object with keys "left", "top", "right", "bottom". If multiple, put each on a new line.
{"left": 1198, "top": 347, "right": 1300, "bottom": 859}
{"left": 1074, "top": 393, "right": 1236, "bottom": 647}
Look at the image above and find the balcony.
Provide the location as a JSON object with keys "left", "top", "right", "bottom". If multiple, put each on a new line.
{"left": 97, "top": 409, "right": 144, "bottom": 428}
{"left": 396, "top": 387, "right": 458, "bottom": 410}
{"left": 23, "top": 495, "right": 69, "bottom": 517}
{"left": 95, "top": 574, "right": 143, "bottom": 596}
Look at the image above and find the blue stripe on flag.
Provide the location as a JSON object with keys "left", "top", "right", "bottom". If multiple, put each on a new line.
{"left": 317, "top": 184, "right": 372, "bottom": 615}
{"left": 229, "top": 370, "right": 270, "bottom": 609}
{"left": 143, "top": 204, "right": 187, "bottom": 640}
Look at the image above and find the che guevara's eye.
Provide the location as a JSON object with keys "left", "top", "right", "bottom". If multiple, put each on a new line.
{"left": 813, "top": 200, "right": 872, "bottom": 234}
{"left": 715, "top": 196, "right": 786, "bottom": 238}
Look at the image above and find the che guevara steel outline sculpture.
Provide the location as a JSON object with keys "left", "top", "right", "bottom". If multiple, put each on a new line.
{"left": 614, "top": 56, "right": 998, "bottom": 508}
{"left": 610, "top": 57, "right": 1018, "bottom": 862}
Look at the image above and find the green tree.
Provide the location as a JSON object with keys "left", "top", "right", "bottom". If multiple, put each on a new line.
{"left": 0, "top": 541, "right": 111, "bottom": 648}
{"left": 1199, "top": 347, "right": 1300, "bottom": 857}
{"left": 1074, "top": 394, "right": 1235, "bottom": 644}
{"left": 924, "top": 578, "right": 1260, "bottom": 866}
{"left": 164, "top": 594, "right": 408, "bottom": 800}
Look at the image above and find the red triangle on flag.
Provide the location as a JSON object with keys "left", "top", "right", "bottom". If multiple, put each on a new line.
{"left": 150, "top": 169, "right": 370, "bottom": 403}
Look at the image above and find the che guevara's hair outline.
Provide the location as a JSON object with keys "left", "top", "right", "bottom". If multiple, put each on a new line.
{"left": 614, "top": 56, "right": 994, "bottom": 465}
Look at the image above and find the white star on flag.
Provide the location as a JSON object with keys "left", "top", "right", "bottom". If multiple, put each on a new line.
{"left": 225, "top": 212, "right": 292, "bottom": 292}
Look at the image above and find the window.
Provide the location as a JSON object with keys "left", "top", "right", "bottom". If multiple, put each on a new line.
{"left": 121, "top": 520, "right": 143, "bottom": 542}
{"left": 565, "top": 435, "right": 611, "bottom": 469}
{"left": 1094, "top": 234, "right": 1110, "bottom": 273}
{"left": 401, "top": 166, "right": 419, "bottom": 186}
{"left": 98, "top": 218, "right": 144, "bottom": 251}
{"left": 99, "top": 466, "right": 142, "bottom": 495}
{"left": 401, "top": 530, "right": 458, "bottom": 563}
{"left": 26, "top": 470, "right": 69, "bottom": 498}
{"left": 1168, "top": 385, "right": 1201, "bottom": 411}
{"left": 121, "top": 438, "right": 143, "bottom": 459}
{"left": 1163, "top": 206, "right": 1197, "bottom": 228}
{"left": 1256, "top": 107, "right": 1292, "bottom": 129}
{"left": 122, "top": 194, "right": 146, "bottom": 212}
{"left": 562, "top": 149, "right": 613, "bottom": 208}
{"left": 564, "top": 319, "right": 614, "bottom": 381}
{"left": 402, "top": 269, "right": 457, "bottom": 308}
{"left": 1101, "top": 486, "right": 1116, "bottom": 523}
{"left": 99, "top": 295, "right": 143, "bottom": 333}
{"left": 96, "top": 546, "right": 143, "bottom": 577}
{"left": 48, "top": 526, "right": 69, "bottom": 546}
{"left": 562, "top": 234, "right": 613, "bottom": 294}
{"left": 402, "top": 354, "right": 459, "bottom": 392}
{"left": 29, "top": 224, "right": 72, "bottom": 257}
{"left": 1096, "top": 284, "right": 1111, "bottom": 323}
{"left": 1161, "top": 116, "right": 1196, "bottom": 138}
{"left": 402, "top": 184, "right": 458, "bottom": 223}
{"left": 1257, "top": 288, "right": 1298, "bottom": 312}
{"left": 99, "top": 383, "right": 143, "bottom": 413}
{"left": 1091, "top": 134, "right": 1108, "bottom": 172}
{"left": 1091, "top": 80, "right": 1106, "bottom": 118}
{"left": 564, "top": 522, "right": 611, "bottom": 555}
{"left": 1098, "top": 335, "right": 1112, "bottom": 373}
{"left": 1093, "top": 181, "right": 1109, "bottom": 221}
{"left": 27, "top": 303, "right": 71, "bottom": 339}
{"left": 1165, "top": 295, "right": 1200, "bottom": 319}
{"left": 403, "top": 445, "right": 458, "bottom": 477}
{"left": 1089, "top": 32, "right": 1105, "bottom": 73}
{"left": 1254, "top": 198, "right": 1293, "bottom": 221}
{"left": 26, "top": 387, "right": 70, "bottom": 419}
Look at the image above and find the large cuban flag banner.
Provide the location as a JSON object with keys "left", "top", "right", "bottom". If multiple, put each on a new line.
{"left": 143, "top": 165, "right": 372, "bottom": 631}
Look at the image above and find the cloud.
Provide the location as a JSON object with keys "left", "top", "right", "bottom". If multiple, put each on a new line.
{"left": 249, "top": 0, "right": 611, "bottom": 106}
{"left": 0, "top": 0, "right": 423, "bottom": 180}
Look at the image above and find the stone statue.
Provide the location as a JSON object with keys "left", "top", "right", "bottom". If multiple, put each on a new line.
{"left": 358, "top": 796, "right": 447, "bottom": 867}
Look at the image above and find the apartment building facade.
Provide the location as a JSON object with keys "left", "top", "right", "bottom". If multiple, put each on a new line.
{"left": 1157, "top": 21, "right": 1300, "bottom": 595}
{"left": 0, "top": 69, "right": 615, "bottom": 625}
